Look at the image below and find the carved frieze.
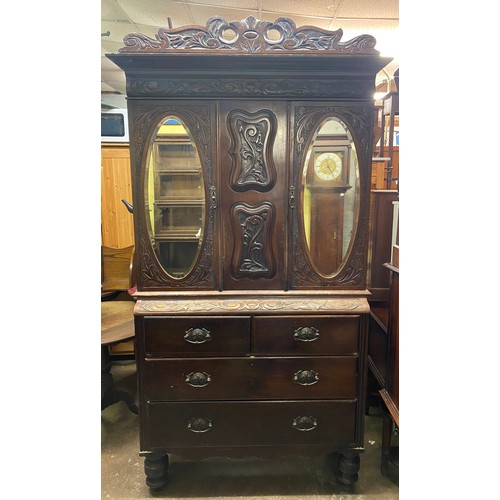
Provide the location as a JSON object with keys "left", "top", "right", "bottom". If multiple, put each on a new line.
{"left": 119, "top": 16, "right": 378, "bottom": 54}
{"left": 126, "top": 78, "right": 371, "bottom": 98}
{"left": 136, "top": 297, "right": 369, "bottom": 315}
{"left": 227, "top": 109, "right": 277, "bottom": 192}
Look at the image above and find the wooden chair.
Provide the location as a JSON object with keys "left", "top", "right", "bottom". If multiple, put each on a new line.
{"left": 101, "top": 245, "right": 138, "bottom": 414}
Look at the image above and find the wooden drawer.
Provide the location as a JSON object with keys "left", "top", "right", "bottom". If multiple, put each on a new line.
{"left": 143, "top": 356, "right": 358, "bottom": 401}
{"left": 145, "top": 400, "right": 356, "bottom": 449}
{"left": 253, "top": 316, "right": 359, "bottom": 355}
{"left": 143, "top": 316, "right": 251, "bottom": 356}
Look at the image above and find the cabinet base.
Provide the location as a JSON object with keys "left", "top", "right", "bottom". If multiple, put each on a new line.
{"left": 140, "top": 449, "right": 362, "bottom": 489}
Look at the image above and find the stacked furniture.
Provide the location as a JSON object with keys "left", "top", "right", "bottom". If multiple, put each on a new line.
{"left": 107, "top": 16, "right": 391, "bottom": 490}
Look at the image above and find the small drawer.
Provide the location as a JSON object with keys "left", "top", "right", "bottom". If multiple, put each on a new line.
{"left": 142, "top": 356, "right": 358, "bottom": 401}
{"left": 143, "top": 316, "right": 251, "bottom": 357}
{"left": 144, "top": 400, "right": 356, "bottom": 449}
{"left": 253, "top": 315, "right": 359, "bottom": 355}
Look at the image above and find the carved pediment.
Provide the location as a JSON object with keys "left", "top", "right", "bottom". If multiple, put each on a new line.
{"left": 119, "top": 16, "right": 378, "bottom": 55}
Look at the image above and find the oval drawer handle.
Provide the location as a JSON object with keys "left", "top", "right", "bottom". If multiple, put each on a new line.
{"left": 184, "top": 327, "right": 212, "bottom": 344}
{"left": 185, "top": 371, "right": 212, "bottom": 387}
{"left": 187, "top": 417, "right": 212, "bottom": 433}
{"left": 293, "top": 369, "right": 319, "bottom": 386}
{"left": 292, "top": 416, "right": 318, "bottom": 432}
{"left": 293, "top": 326, "right": 319, "bottom": 342}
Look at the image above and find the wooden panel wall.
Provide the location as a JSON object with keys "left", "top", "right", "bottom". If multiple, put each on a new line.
{"left": 101, "top": 145, "right": 134, "bottom": 248}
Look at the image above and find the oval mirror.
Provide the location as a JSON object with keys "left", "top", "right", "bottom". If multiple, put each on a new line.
{"left": 145, "top": 116, "right": 206, "bottom": 279}
{"left": 302, "top": 116, "right": 359, "bottom": 277}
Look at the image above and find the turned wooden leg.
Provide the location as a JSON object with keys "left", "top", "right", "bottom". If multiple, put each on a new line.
{"left": 336, "top": 451, "right": 360, "bottom": 485}
{"left": 142, "top": 451, "right": 169, "bottom": 490}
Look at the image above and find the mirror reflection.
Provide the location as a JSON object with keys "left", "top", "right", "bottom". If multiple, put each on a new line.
{"left": 302, "top": 117, "right": 359, "bottom": 277}
{"left": 145, "top": 117, "right": 205, "bottom": 279}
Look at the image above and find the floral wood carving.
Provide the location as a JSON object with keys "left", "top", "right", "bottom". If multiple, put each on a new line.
{"left": 136, "top": 297, "right": 369, "bottom": 314}
{"left": 228, "top": 109, "right": 277, "bottom": 191}
{"left": 119, "top": 16, "right": 378, "bottom": 54}
{"left": 127, "top": 78, "right": 370, "bottom": 98}
{"left": 230, "top": 202, "right": 276, "bottom": 279}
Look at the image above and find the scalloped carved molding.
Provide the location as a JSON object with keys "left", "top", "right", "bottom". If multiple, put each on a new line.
{"left": 119, "top": 16, "right": 378, "bottom": 54}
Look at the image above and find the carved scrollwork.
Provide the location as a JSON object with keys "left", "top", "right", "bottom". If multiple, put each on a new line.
{"left": 230, "top": 202, "right": 276, "bottom": 279}
{"left": 127, "top": 78, "right": 371, "bottom": 98}
{"left": 136, "top": 297, "right": 369, "bottom": 314}
{"left": 119, "top": 16, "right": 378, "bottom": 55}
{"left": 228, "top": 109, "right": 277, "bottom": 191}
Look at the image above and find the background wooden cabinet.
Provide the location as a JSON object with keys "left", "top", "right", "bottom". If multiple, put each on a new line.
{"left": 101, "top": 144, "right": 134, "bottom": 248}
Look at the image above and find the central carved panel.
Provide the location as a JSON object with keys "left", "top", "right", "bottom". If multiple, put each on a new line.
{"left": 230, "top": 202, "right": 276, "bottom": 279}
{"left": 228, "top": 109, "right": 277, "bottom": 192}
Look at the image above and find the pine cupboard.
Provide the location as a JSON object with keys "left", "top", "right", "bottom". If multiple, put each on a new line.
{"left": 107, "top": 15, "right": 391, "bottom": 490}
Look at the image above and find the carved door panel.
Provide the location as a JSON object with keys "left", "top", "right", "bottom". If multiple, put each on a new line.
{"left": 219, "top": 101, "right": 288, "bottom": 290}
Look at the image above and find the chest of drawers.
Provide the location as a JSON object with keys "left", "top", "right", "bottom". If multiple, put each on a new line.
{"left": 134, "top": 295, "right": 369, "bottom": 488}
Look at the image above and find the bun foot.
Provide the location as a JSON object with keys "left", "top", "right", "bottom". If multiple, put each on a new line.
{"left": 142, "top": 452, "right": 169, "bottom": 490}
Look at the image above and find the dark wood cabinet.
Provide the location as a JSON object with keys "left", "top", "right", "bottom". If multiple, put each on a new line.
{"left": 108, "top": 15, "right": 390, "bottom": 490}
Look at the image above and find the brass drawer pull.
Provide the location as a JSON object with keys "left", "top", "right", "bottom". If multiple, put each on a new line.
{"left": 185, "top": 371, "right": 212, "bottom": 387}
{"left": 187, "top": 417, "right": 212, "bottom": 433}
{"left": 292, "top": 416, "right": 318, "bottom": 432}
{"left": 293, "top": 369, "right": 319, "bottom": 385}
{"left": 184, "top": 327, "right": 212, "bottom": 344}
{"left": 293, "top": 326, "right": 319, "bottom": 342}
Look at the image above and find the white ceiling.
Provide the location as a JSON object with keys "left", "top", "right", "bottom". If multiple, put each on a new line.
{"left": 101, "top": 0, "right": 399, "bottom": 96}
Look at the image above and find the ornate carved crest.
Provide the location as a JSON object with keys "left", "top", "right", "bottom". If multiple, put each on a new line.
{"left": 119, "top": 16, "right": 378, "bottom": 54}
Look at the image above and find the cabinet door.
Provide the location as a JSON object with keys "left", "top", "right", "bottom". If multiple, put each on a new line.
{"left": 131, "top": 101, "right": 218, "bottom": 290}
{"left": 290, "top": 102, "right": 373, "bottom": 289}
{"left": 219, "top": 101, "right": 288, "bottom": 290}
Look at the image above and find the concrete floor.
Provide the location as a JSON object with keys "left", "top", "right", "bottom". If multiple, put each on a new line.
{"left": 102, "top": 361, "right": 399, "bottom": 499}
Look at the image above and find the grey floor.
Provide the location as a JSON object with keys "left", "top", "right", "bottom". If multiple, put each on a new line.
{"left": 102, "top": 361, "right": 399, "bottom": 499}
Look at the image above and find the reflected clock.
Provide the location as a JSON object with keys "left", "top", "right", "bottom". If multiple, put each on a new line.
{"left": 309, "top": 143, "right": 350, "bottom": 188}
{"left": 314, "top": 152, "right": 343, "bottom": 181}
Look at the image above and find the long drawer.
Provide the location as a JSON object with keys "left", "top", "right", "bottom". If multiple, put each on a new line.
{"left": 145, "top": 400, "right": 357, "bottom": 449}
{"left": 253, "top": 315, "right": 359, "bottom": 355}
{"left": 143, "top": 316, "right": 251, "bottom": 356}
{"left": 143, "top": 356, "right": 358, "bottom": 401}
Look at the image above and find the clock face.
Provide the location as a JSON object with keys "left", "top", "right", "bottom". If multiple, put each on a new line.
{"left": 313, "top": 152, "right": 343, "bottom": 181}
